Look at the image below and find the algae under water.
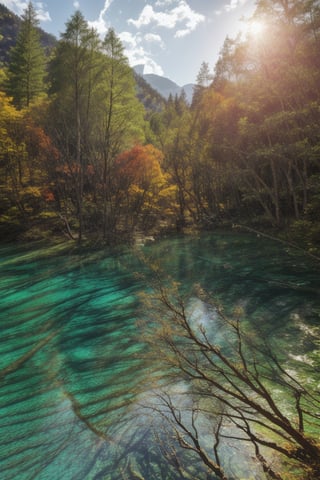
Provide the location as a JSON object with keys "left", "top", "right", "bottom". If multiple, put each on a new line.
{"left": 0, "top": 233, "right": 319, "bottom": 479}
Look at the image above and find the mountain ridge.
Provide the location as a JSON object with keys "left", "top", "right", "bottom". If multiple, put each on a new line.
{"left": 134, "top": 66, "right": 195, "bottom": 103}
{"left": 0, "top": 3, "right": 56, "bottom": 64}
{"left": 0, "top": 4, "right": 194, "bottom": 106}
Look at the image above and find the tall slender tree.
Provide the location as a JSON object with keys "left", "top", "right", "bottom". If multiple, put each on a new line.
{"left": 7, "top": 2, "right": 46, "bottom": 108}
{"left": 49, "top": 11, "right": 101, "bottom": 242}
{"left": 48, "top": 16, "right": 145, "bottom": 242}
{"left": 98, "top": 28, "right": 146, "bottom": 240}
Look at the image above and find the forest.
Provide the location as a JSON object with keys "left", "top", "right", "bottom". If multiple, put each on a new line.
{"left": 1, "top": 2, "right": 320, "bottom": 479}
{"left": 0, "top": 0, "right": 319, "bottom": 252}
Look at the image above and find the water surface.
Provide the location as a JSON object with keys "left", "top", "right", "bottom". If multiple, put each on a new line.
{"left": 0, "top": 233, "right": 319, "bottom": 479}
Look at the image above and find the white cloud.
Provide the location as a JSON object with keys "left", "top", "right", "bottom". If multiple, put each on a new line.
{"left": 122, "top": 1, "right": 206, "bottom": 76}
{"left": 143, "top": 58, "right": 164, "bottom": 76}
{"left": 35, "top": 2, "right": 51, "bottom": 22}
{"left": 119, "top": 31, "right": 164, "bottom": 76}
{"left": 128, "top": 1, "right": 204, "bottom": 38}
{"left": 144, "top": 33, "right": 165, "bottom": 48}
{"left": 223, "top": 0, "right": 249, "bottom": 13}
{"left": 128, "top": 5, "right": 155, "bottom": 29}
{"left": 119, "top": 31, "right": 140, "bottom": 49}
{"left": 174, "top": 28, "right": 190, "bottom": 38}
{"left": 225, "top": 0, "right": 239, "bottom": 12}
{"left": 73, "top": 1, "right": 80, "bottom": 8}
{"left": 2, "top": 0, "right": 51, "bottom": 21}
{"left": 88, "top": 0, "right": 113, "bottom": 35}
{"left": 2, "top": 0, "right": 27, "bottom": 15}
{"left": 155, "top": 0, "right": 175, "bottom": 5}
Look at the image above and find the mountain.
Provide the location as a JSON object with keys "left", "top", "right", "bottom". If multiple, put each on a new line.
{"left": 0, "top": 4, "right": 191, "bottom": 109}
{"left": 134, "top": 72, "right": 166, "bottom": 114}
{"left": 143, "top": 73, "right": 181, "bottom": 99}
{"left": 0, "top": 3, "right": 56, "bottom": 65}
{"left": 135, "top": 69, "right": 195, "bottom": 104}
{"left": 143, "top": 73, "right": 195, "bottom": 103}
{"left": 0, "top": 4, "right": 164, "bottom": 114}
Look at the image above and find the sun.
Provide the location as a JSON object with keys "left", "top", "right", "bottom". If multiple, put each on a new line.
{"left": 246, "top": 20, "right": 265, "bottom": 37}
{"left": 241, "top": 20, "right": 266, "bottom": 37}
{"left": 238, "top": 18, "right": 266, "bottom": 39}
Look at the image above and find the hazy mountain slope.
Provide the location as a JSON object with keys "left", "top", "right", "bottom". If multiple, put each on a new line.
{"left": 0, "top": 4, "right": 191, "bottom": 109}
{"left": 141, "top": 73, "right": 195, "bottom": 103}
{"left": 134, "top": 72, "right": 166, "bottom": 113}
{"left": 143, "top": 73, "right": 181, "bottom": 99}
{"left": 0, "top": 3, "right": 56, "bottom": 64}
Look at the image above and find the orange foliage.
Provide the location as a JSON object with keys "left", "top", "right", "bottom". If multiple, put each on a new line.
{"left": 86, "top": 164, "right": 95, "bottom": 176}
{"left": 114, "top": 144, "right": 164, "bottom": 189}
{"left": 42, "top": 187, "right": 55, "bottom": 202}
{"left": 24, "top": 121, "right": 60, "bottom": 164}
{"left": 56, "top": 163, "right": 80, "bottom": 175}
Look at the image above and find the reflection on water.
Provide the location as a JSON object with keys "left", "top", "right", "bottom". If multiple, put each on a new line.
{"left": 0, "top": 233, "right": 319, "bottom": 479}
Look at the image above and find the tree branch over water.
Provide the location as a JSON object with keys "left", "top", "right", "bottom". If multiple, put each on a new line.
{"left": 139, "top": 276, "right": 320, "bottom": 480}
{"left": 234, "top": 224, "right": 320, "bottom": 264}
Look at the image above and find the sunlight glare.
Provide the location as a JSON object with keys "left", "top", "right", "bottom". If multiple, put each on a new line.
{"left": 247, "top": 20, "right": 265, "bottom": 37}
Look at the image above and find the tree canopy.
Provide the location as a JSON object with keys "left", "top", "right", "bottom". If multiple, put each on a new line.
{"left": 0, "top": 0, "right": 319, "bottom": 255}
{"left": 6, "top": 2, "right": 46, "bottom": 108}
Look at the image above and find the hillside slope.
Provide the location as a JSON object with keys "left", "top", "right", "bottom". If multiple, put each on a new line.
{"left": 142, "top": 73, "right": 195, "bottom": 103}
{"left": 0, "top": 3, "right": 56, "bottom": 64}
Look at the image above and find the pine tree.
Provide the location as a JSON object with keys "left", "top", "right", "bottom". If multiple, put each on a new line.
{"left": 98, "top": 27, "right": 146, "bottom": 239}
{"left": 7, "top": 2, "right": 46, "bottom": 108}
{"left": 196, "top": 61, "right": 213, "bottom": 88}
{"left": 192, "top": 61, "right": 213, "bottom": 108}
{"left": 48, "top": 17, "right": 146, "bottom": 242}
{"left": 49, "top": 10, "right": 102, "bottom": 243}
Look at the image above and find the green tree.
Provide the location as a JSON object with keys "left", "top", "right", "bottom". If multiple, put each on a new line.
{"left": 49, "top": 11, "right": 102, "bottom": 242}
{"left": 7, "top": 2, "right": 46, "bottom": 108}
{"left": 150, "top": 93, "right": 196, "bottom": 229}
{"left": 49, "top": 18, "right": 146, "bottom": 243}
{"left": 196, "top": 61, "right": 213, "bottom": 88}
{"left": 95, "top": 28, "right": 146, "bottom": 240}
{"left": 185, "top": 0, "right": 320, "bottom": 232}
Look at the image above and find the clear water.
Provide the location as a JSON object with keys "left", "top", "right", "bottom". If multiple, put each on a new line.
{"left": 0, "top": 233, "right": 319, "bottom": 479}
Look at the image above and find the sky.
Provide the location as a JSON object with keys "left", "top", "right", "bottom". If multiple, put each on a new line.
{"left": 2, "top": 0, "right": 257, "bottom": 86}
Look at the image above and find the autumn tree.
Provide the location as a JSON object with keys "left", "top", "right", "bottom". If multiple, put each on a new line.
{"left": 6, "top": 2, "right": 46, "bottom": 108}
{"left": 94, "top": 28, "right": 146, "bottom": 240}
{"left": 0, "top": 92, "right": 58, "bottom": 238}
{"left": 0, "top": 91, "right": 26, "bottom": 232}
{"left": 169, "top": 0, "right": 319, "bottom": 236}
{"left": 232, "top": 0, "right": 320, "bottom": 229}
{"left": 113, "top": 144, "right": 173, "bottom": 237}
{"left": 48, "top": 19, "right": 146, "bottom": 243}
{"left": 150, "top": 94, "right": 199, "bottom": 230}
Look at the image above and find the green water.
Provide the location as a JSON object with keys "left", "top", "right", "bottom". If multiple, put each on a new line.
{"left": 0, "top": 233, "right": 319, "bottom": 479}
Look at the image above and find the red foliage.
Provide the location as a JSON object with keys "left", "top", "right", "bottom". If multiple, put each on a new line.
{"left": 42, "top": 188, "right": 55, "bottom": 202}
{"left": 86, "top": 164, "right": 95, "bottom": 175}
{"left": 114, "top": 144, "right": 164, "bottom": 186}
{"left": 25, "top": 121, "right": 60, "bottom": 163}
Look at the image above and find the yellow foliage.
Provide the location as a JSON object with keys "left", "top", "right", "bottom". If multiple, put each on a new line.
{"left": 159, "top": 184, "right": 177, "bottom": 199}
{"left": 0, "top": 91, "right": 25, "bottom": 161}
{"left": 0, "top": 91, "right": 23, "bottom": 124}
{"left": 128, "top": 184, "right": 144, "bottom": 195}
{"left": 232, "top": 306, "right": 245, "bottom": 318}
{"left": 21, "top": 186, "right": 42, "bottom": 198}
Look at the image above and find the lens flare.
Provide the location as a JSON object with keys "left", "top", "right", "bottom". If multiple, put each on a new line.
{"left": 247, "top": 20, "right": 265, "bottom": 36}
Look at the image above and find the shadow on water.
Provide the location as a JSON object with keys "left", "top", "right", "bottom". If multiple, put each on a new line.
{"left": 0, "top": 232, "right": 319, "bottom": 479}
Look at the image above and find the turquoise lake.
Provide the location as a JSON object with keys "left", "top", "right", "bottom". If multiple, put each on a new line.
{"left": 0, "top": 233, "right": 319, "bottom": 479}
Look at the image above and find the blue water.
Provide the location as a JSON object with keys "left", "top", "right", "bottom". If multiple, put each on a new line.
{"left": 0, "top": 233, "right": 319, "bottom": 479}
